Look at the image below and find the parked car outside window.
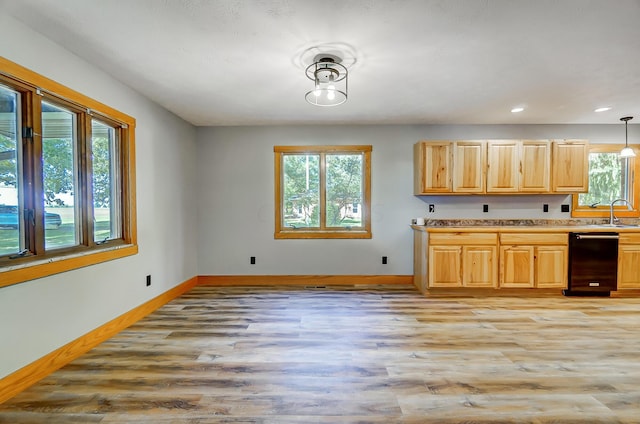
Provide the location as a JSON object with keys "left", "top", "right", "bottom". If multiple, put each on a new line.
{"left": 0, "top": 205, "right": 62, "bottom": 229}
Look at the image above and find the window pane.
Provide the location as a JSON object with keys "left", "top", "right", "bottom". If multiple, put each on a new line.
{"left": 578, "top": 152, "right": 626, "bottom": 206}
{"left": 0, "top": 85, "right": 22, "bottom": 256}
{"left": 282, "top": 154, "right": 319, "bottom": 228}
{"left": 92, "top": 120, "right": 121, "bottom": 242}
{"left": 325, "top": 153, "right": 363, "bottom": 228}
{"left": 42, "top": 102, "right": 78, "bottom": 249}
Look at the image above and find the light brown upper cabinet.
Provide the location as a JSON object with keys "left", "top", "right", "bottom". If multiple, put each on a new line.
{"left": 414, "top": 139, "right": 586, "bottom": 195}
{"left": 484, "top": 140, "right": 551, "bottom": 193}
{"left": 520, "top": 140, "right": 551, "bottom": 192}
{"left": 551, "top": 140, "right": 589, "bottom": 193}
{"left": 453, "top": 140, "right": 485, "bottom": 193}
{"left": 487, "top": 140, "right": 519, "bottom": 193}
{"left": 413, "top": 141, "right": 452, "bottom": 194}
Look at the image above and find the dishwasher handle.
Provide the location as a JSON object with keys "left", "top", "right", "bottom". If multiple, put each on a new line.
{"left": 575, "top": 234, "right": 619, "bottom": 240}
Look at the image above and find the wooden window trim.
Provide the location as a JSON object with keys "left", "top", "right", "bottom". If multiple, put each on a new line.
{"left": 274, "top": 145, "right": 372, "bottom": 239}
{"left": 0, "top": 57, "right": 137, "bottom": 288}
{"left": 571, "top": 144, "right": 639, "bottom": 218}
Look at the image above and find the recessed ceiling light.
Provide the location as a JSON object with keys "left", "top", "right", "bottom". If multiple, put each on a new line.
{"left": 595, "top": 107, "right": 612, "bottom": 113}
{"left": 511, "top": 107, "right": 524, "bottom": 113}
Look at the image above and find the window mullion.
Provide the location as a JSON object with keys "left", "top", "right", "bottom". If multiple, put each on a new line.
{"left": 319, "top": 152, "right": 326, "bottom": 230}
{"left": 23, "top": 89, "right": 45, "bottom": 255}
{"left": 78, "top": 112, "right": 94, "bottom": 246}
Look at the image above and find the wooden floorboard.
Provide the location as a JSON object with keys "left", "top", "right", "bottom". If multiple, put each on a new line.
{"left": 2, "top": 284, "right": 640, "bottom": 423}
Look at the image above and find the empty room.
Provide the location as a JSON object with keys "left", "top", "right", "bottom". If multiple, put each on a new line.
{"left": 2, "top": 1, "right": 640, "bottom": 422}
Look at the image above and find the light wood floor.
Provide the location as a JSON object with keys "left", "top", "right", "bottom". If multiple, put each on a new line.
{"left": 2, "top": 284, "right": 640, "bottom": 423}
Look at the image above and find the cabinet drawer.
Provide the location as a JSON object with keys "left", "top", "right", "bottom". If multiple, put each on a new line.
{"left": 619, "top": 233, "right": 640, "bottom": 244}
{"left": 429, "top": 232, "right": 498, "bottom": 245}
{"left": 499, "top": 233, "right": 567, "bottom": 245}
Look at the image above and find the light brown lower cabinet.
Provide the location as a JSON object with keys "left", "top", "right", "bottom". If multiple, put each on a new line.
{"left": 419, "top": 230, "right": 640, "bottom": 292}
{"left": 618, "top": 233, "right": 640, "bottom": 289}
{"left": 413, "top": 230, "right": 429, "bottom": 292}
{"left": 499, "top": 245, "right": 534, "bottom": 287}
{"left": 428, "top": 233, "right": 498, "bottom": 288}
{"left": 499, "top": 233, "right": 568, "bottom": 288}
{"left": 428, "top": 245, "right": 462, "bottom": 287}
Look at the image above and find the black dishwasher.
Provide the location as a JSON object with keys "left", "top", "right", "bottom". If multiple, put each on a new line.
{"left": 564, "top": 232, "right": 619, "bottom": 296}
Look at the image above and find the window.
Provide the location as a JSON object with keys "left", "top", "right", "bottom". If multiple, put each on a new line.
{"left": 0, "top": 57, "right": 137, "bottom": 288}
{"left": 274, "top": 145, "right": 371, "bottom": 239}
{"left": 572, "top": 144, "right": 639, "bottom": 218}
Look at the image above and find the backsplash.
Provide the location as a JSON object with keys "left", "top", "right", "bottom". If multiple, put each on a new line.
{"left": 414, "top": 194, "right": 574, "bottom": 220}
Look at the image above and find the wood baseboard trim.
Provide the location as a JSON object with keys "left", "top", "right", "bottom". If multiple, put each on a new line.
{"left": 198, "top": 275, "right": 414, "bottom": 286}
{"left": 0, "top": 276, "right": 198, "bottom": 404}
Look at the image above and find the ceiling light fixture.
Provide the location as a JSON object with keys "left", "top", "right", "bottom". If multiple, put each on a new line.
{"left": 595, "top": 107, "right": 611, "bottom": 113}
{"left": 305, "top": 54, "right": 347, "bottom": 107}
{"left": 511, "top": 107, "right": 524, "bottom": 113}
{"left": 620, "top": 116, "right": 636, "bottom": 158}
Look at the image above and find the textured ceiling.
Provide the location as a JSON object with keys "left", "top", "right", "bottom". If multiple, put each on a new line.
{"left": 3, "top": 0, "right": 640, "bottom": 126}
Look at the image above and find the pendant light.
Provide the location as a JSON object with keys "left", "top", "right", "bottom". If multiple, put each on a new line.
{"left": 620, "top": 116, "right": 636, "bottom": 158}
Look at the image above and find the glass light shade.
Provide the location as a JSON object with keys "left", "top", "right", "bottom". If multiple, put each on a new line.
{"left": 620, "top": 116, "right": 635, "bottom": 158}
{"left": 305, "top": 58, "right": 348, "bottom": 106}
{"left": 620, "top": 146, "right": 636, "bottom": 158}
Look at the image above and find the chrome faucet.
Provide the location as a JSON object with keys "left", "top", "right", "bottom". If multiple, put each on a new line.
{"left": 610, "top": 198, "right": 631, "bottom": 225}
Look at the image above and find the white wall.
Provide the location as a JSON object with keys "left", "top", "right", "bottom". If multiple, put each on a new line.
{"left": 196, "top": 124, "right": 629, "bottom": 277}
{"left": 0, "top": 15, "right": 198, "bottom": 378}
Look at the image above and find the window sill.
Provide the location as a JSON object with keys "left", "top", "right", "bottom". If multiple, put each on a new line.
{"left": 275, "top": 231, "right": 372, "bottom": 239}
{"left": 0, "top": 243, "right": 138, "bottom": 288}
{"left": 572, "top": 208, "right": 640, "bottom": 219}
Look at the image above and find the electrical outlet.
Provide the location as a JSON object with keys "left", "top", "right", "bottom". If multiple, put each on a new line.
{"left": 428, "top": 204, "right": 435, "bottom": 213}
{"left": 382, "top": 256, "right": 388, "bottom": 264}
{"left": 146, "top": 275, "right": 151, "bottom": 287}
{"left": 483, "top": 204, "right": 489, "bottom": 213}
{"left": 250, "top": 256, "right": 256, "bottom": 265}
{"left": 543, "top": 204, "right": 549, "bottom": 213}
{"left": 561, "top": 204, "right": 570, "bottom": 213}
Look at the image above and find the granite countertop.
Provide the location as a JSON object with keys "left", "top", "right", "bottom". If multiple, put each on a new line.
{"left": 411, "top": 218, "right": 640, "bottom": 232}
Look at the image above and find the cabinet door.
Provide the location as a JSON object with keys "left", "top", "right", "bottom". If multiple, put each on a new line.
{"left": 428, "top": 246, "right": 462, "bottom": 287}
{"left": 462, "top": 246, "right": 497, "bottom": 287}
{"left": 535, "top": 246, "right": 567, "bottom": 288}
{"left": 453, "top": 141, "right": 485, "bottom": 193}
{"left": 500, "top": 246, "right": 534, "bottom": 288}
{"left": 618, "top": 245, "right": 640, "bottom": 289}
{"left": 520, "top": 140, "right": 550, "bottom": 192}
{"left": 414, "top": 142, "right": 452, "bottom": 194}
{"left": 552, "top": 140, "right": 589, "bottom": 192}
{"left": 487, "top": 140, "right": 519, "bottom": 192}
